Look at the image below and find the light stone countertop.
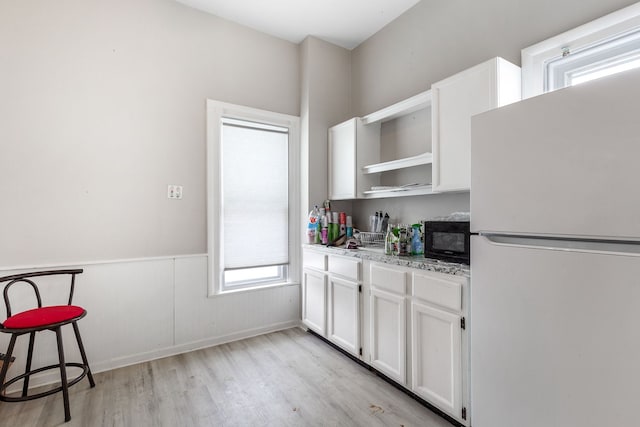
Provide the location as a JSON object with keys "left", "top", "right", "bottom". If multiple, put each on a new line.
{"left": 302, "top": 244, "right": 470, "bottom": 278}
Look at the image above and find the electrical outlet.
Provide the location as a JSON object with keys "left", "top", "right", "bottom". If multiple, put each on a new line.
{"left": 167, "top": 185, "right": 183, "bottom": 199}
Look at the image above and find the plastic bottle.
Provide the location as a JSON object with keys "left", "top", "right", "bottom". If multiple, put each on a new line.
{"left": 323, "top": 200, "right": 331, "bottom": 222}
{"left": 321, "top": 214, "right": 329, "bottom": 245}
{"left": 307, "top": 206, "right": 319, "bottom": 243}
{"left": 381, "top": 213, "right": 389, "bottom": 233}
{"left": 397, "top": 225, "right": 409, "bottom": 256}
{"left": 385, "top": 224, "right": 394, "bottom": 255}
{"left": 339, "top": 212, "right": 347, "bottom": 236}
{"left": 330, "top": 212, "right": 339, "bottom": 242}
{"left": 411, "top": 223, "right": 424, "bottom": 255}
{"left": 316, "top": 208, "right": 325, "bottom": 243}
{"left": 346, "top": 216, "right": 353, "bottom": 237}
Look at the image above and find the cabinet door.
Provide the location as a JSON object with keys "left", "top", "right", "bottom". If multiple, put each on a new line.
{"left": 370, "top": 287, "right": 406, "bottom": 384}
{"left": 327, "top": 276, "right": 360, "bottom": 356}
{"left": 432, "top": 58, "right": 520, "bottom": 192}
{"left": 328, "top": 119, "right": 357, "bottom": 200}
{"left": 411, "top": 299, "right": 462, "bottom": 419}
{"left": 302, "top": 269, "right": 327, "bottom": 335}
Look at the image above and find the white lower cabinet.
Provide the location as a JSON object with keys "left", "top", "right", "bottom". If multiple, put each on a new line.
{"left": 303, "top": 249, "right": 362, "bottom": 357}
{"left": 366, "top": 261, "right": 470, "bottom": 425}
{"left": 368, "top": 262, "right": 408, "bottom": 385}
{"left": 411, "top": 301, "right": 462, "bottom": 417}
{"left": 302, "top": 248, "right": 328, "bottom": 335}
{"left": 302, "top": 268, "right": 327, "bottom": 335}
{"left": 303, "top": 249, "right": 469, "bottom": 425}
{"left": 327, "top": 254, "right": 362, "bottom": 357}
{"left": 370, "top": 287, "right": 406, "bottom": 384}
{"left": 411, "top": 269, "right": 469, "bottom": 425}
{"left": 327, "top": 275, "right": 360, "bottom": 355}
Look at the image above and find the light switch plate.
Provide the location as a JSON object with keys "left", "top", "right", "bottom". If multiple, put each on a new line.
{"left": 167, "top": 185, "right": 183, "bottom": 199}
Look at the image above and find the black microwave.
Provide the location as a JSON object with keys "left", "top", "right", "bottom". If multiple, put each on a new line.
{"left": 423, "top": 221, "right": 470, "bottom": 265}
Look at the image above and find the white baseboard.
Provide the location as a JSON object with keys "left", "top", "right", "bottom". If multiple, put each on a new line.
{"left": 5, "top": 319, "right": 302, "bottom": 394}
{"left": 92, "top": 319, "right": 303, "bottom": 373}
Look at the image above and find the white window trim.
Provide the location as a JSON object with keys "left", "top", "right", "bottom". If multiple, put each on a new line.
{"left": 206, "top": 100, "right": 301, "bottom": 296}
{"left": 522, "top": 2, "right": 640, "bottom": 98}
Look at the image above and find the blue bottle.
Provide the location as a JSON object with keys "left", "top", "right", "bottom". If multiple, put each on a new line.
{"left": 411, "top": 223, "right": 424, "bottom": 255}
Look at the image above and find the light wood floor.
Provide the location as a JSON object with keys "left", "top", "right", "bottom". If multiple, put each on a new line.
{"left": 0, "top": 327, "right": 453, "bottom": 427}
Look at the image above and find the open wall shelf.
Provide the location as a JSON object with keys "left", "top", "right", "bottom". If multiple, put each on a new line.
{"left": 361, "top": 91, "right": 432, "bottom": 125}
{"left": 362, "top": 152, "right": 433, "bottom": 174}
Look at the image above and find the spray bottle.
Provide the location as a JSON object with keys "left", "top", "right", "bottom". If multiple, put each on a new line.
{"left": 307, "top": 205, "right": 319, "bottom": 243}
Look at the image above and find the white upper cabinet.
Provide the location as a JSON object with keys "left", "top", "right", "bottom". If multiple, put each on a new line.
{"left": 431, "top": 57, "right": 521, "bottom": 193}
{"left": 360, "top": 91, "right": 434, "bottom": 198}
{"left": 328, "top": 118, "right": 380, "bottom": 200}
{"left": 328, "top": 91, "right": 433, "bottom": 200}
{"left": 327, "top": 57, "right": 521, "bottom": 199}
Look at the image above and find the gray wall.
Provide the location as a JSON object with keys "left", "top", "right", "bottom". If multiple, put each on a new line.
{"left": 299, "top": 37, "right": 352, "bottom": 221}
{"left": 349, "top": 0, "right": 637, "bottom": 228}
{"left": 0, "top": 0, "right": 300, "bottom": 267}
{"left": 2, "top": 0, "right": 638, "bottom": 265}
{"left": 352, "top": 0, "right": 638, "bottom": 116}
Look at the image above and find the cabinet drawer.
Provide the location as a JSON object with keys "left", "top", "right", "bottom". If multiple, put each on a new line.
{"left": 328, "top": 255, "right": 360, "bottom": 281}
{"left": 304, "top": 250, "right": 327, "bottom": 271}
{"left": 412, "top": 271, "right": 464, "bottom": 312}
{"left": 370, "top": 263, "right": 406, "bottom": 295}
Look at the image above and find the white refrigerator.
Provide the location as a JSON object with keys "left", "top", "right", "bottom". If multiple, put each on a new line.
{"left": 470, "top": 69, "right": 640, "bottom": 427}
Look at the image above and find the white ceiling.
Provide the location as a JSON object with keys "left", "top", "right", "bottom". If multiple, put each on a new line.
{"left": 175, "top": 0, "right": 421, "bottom": 50}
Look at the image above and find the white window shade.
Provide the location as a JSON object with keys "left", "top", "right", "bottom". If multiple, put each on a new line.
{"left": 221, "top": 119, "right": 289, "bottom": 270}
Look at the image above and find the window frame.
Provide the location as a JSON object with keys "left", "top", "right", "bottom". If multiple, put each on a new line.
{"left": 224, "top": 265, "right": 288, "bottom": 291}
{"left": 206, "top": 100, "right": 300, "bottom": 296}
{"left": 521, "top": 2, "right": 640, "bottom": 98}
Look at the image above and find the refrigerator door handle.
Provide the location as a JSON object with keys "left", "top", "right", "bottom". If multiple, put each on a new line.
{"left": 480, "top": 233, "right": 640, "bottom": 257}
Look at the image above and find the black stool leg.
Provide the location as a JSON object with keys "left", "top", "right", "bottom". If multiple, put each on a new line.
{"left": 0, "top": 334, "right": 18, "bottom": 398}
{"left": 22, "top": 331, "right": 36, "bottom": 397}
{"left": 72, "top": 322, "right": 95, "bottom": 388}
{"left": 55, "top": 327, "right": 71, "bottom": 422}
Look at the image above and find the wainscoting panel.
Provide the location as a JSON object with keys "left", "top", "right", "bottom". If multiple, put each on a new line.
{"left": 174, "top": 255, "right": 301, "bottom": 350}
{"left": 0, "top": 254, "right": 301, "bottom": 391}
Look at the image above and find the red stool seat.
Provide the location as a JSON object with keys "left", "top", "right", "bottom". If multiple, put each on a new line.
{"left": 3, "top": 305, "right": 85, "bottom": 329}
